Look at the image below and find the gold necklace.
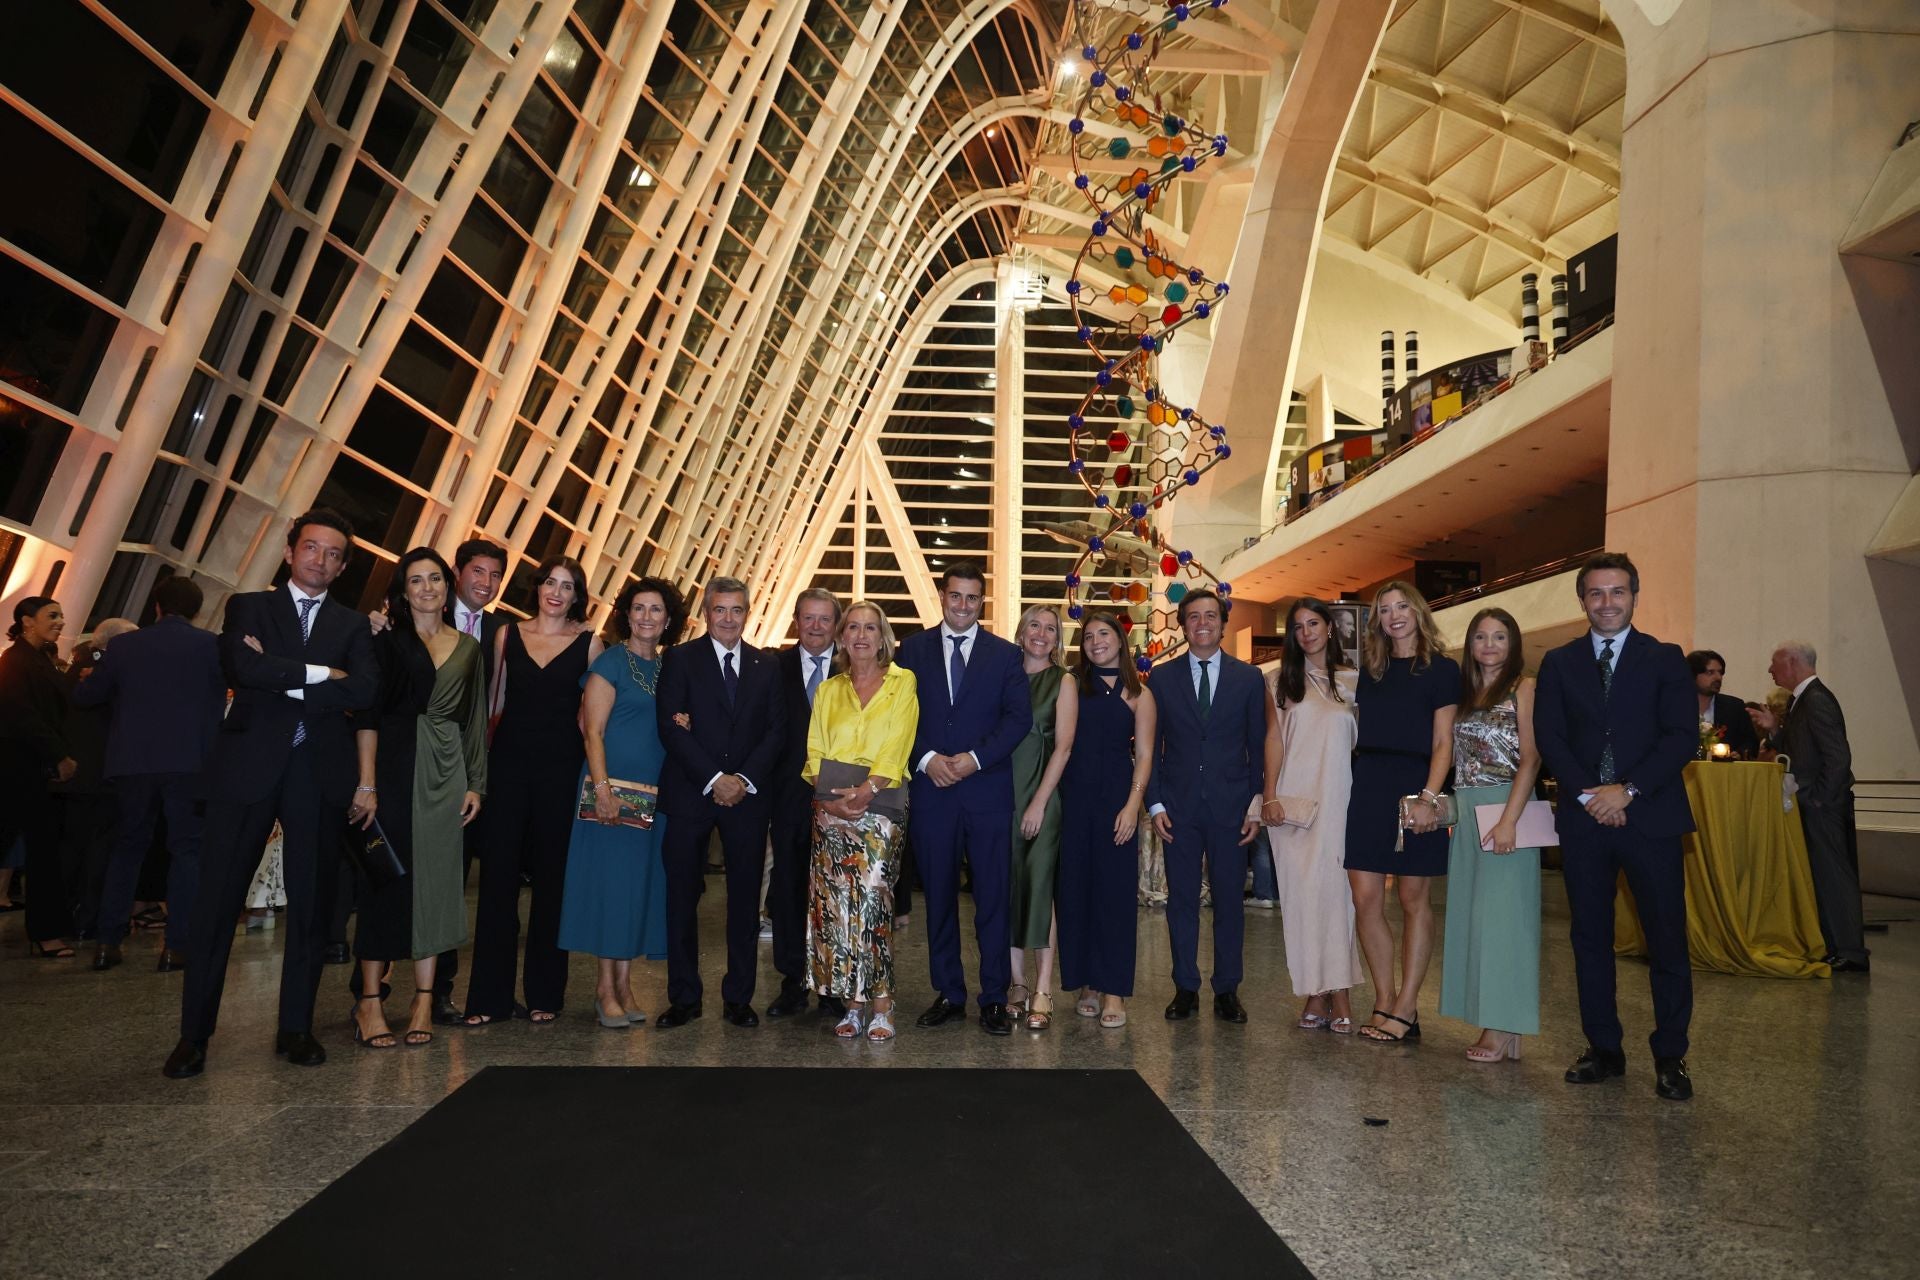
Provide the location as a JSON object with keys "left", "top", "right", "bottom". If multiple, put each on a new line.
{"left": 625, "top": 643, "right": 659, "bottom": 693}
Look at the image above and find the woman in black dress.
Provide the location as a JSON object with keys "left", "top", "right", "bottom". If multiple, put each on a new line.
{"left": 0, "top": 597, "right": 78, "bottom": 957}
{"left": 463, "top": 556, "right": 601, "bottom": 1024}
{"left": 1344, "top": 581, "right": 1458, "bottom": 1043}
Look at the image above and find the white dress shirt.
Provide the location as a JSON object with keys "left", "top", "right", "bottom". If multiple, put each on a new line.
{"left": 453, "top": 599, "right": 485, "bottom": 639}
{"left": 705, "top": 635, "right": 756, "bottom": 795}
{"left": 798, "top": 644, "right": 835, "bottom": 692}
{"left": 1589, "top": 626, "right": 1632, "bottom": 673}
{"left": 915, "top": 623, "right": 985, "bottom": 776}
{"left": 284, "top": 583, "right": 333, "bottom": 701}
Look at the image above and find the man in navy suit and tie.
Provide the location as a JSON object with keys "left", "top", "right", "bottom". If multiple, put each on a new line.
{"left": 1533, "top": 552, "right": 1699, "bottom": 1101}
{"left": 766, "top": 588, "right": 843, "bottom": 1020}
{"left": 655, "top": 576, "right": 789, "bottom": 1028}
{"left": 163, "top": 509, "right": 378, "bottom": 1079}
{"left": 1146, "top": 589, "right": 1267, "bottom": 1023}
{"left": 72, "top": 575, "right": 226, "bottom": 974}
{"left": 896, "top": 562, "right": 1031, "bottom": 1035}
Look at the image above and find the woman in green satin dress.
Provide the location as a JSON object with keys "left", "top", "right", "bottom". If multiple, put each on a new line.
{"left": 1007, "top": 605, "right": 1077, "bottom": 1029}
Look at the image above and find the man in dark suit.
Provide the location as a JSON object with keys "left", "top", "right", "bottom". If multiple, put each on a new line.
{"left": 1765, "top": 641, "right": 1867, "bottom": 972}
{"left": 1146, "top": 589, "right": 1266, "bottom": 1024}
{"left": 72, "top": 576, "right": 225, "bottom": 973}
{"left": 1687, "top": 649, "right": 1759, "bottom": 758}
{"left": 162, "top": 509, "right": 378, "bottom": 1079}
{"left": 896, "top": 562, "right": 1031, "bottom": 1036}
{"left": 654, "top": 575, "right": 788, "bottom": 1028}
{"left": 1534, "top": 552, "right": 1699, "bottom": 1101}
{"left": 765, "top": 587, "right": 843, "bottom": 1020}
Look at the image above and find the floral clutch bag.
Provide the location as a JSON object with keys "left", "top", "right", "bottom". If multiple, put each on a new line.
{"left": 577, "top": 776, "right": 659, "bottom": 829}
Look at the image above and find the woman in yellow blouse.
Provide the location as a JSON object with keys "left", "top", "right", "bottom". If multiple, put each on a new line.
{"left": 805, "top": 600, "right": 918, "bottom": 1042}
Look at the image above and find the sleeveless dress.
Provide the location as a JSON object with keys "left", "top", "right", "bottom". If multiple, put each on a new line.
{"left": 1265, "top": 667, "right": 1363, "bottom": 996}
{"left": 1008, "top": 665, "right": 1067, "bottom": 950}
{"left": 1438, "top": 697, "right": 1541, "bottom": 1034}
{"left": 1055, "top": 673, "right": 1139, "bottom": 997}
{"left": 557, "top": 645, "right": 668, "bottom": 961}
{"left": 1345, "top": 654, "right": 1461, "bottom": 877}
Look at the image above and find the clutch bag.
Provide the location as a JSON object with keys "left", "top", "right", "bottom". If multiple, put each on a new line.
{"left": 1393, "top": 793, "right": 1455, "bottom": 851}
{"left": 815, "top": 759, "right": 907, "bottom": 822}
{"left": 1473, "top": 800, "right": 1558, "bottom": 849}
{"left": 578, "top": 775, "right": 659, "bottom": 829}
{"left": 1271, "top": 796, "right": 1320, "bottom": 829}
{"left": 349, "top": 817, "right": 407, "bottom": 890}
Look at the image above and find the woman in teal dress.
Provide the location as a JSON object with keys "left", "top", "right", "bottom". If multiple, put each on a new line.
{"left": 349, "top": 548, "right": 487, "bottom": 1049}
{"left": 559, "top": 576, "right": 684, "bottom": 1028}
{"left": 1007, "top": 604, "right": 1076, "bottom": 1030}
{"left": 1439, "top": 606, "right": 1543, "bottom": 1063}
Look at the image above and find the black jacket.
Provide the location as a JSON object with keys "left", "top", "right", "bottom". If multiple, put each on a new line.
{"left": 1780, "top": 678, "right": 1853, "bottom": 812}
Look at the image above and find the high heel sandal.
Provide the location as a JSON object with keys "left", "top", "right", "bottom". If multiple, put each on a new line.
{"left": 1360, "top": 1011, "right": 1420, "bottom": 1043}
{"left": 1296, "top": 995, "right": 1330, "bottom": 1031}
{"left": 28, "top": 940, "right": 76, "bottom": 959}
{"left": 1465, "top": 1031, "right": 1522, "bottom": 1063}
{"left": 1026, "top": 990, "right": 1053, "bottom": 1031}
{"left": 353, "top": 996, "right": 397, "bottom": 1049}
{"left": 403, "top": 990, "right": 434, "bottom": 1046}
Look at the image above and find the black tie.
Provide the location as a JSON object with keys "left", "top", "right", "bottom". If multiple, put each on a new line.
{"left": 1597, "top": 638, "right": 1616, "bottom": 784}
{"left": 723, "top": 651, "right": 738, "bottom": 707}
{"left": 1197, "top": 658, "right": 1213, "bottom": 720}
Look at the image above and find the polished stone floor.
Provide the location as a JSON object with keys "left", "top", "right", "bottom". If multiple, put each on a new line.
{"left": 1, "top": 878, "right": 1914, "bottom": 1279}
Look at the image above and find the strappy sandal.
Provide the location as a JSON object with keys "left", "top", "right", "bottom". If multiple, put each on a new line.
{"left": 1297, "top": 996, "right": 1330, "bottom": 1030}
{"left": 1360, "top": 1011, "right": 1420, "bottom": 1043}
{"left": 1466, "top": 1031, "right": 1521, "bottom": 1063}
{"left": 1329, "top": 1016, "right": 1355, "bottom": 1035}
{"left": 1007, "top": 983, "right": 1030, "bottom": 1017}
{"left": 28, "top": 940, "right": 76, "bottom": 959}
{"left": 353, "top": 996, "right": 397, "bottom": 1048}
{"left": 1099, "top": 999, "right": 1127, "bottom": 1029}
{"left": 866, "top": 1008, "right": 896, "bottom": 1042}
{"left": 1075, "top": 989, "right": 1099, "bottom": 1018}
{"left": 400, "top": 990, "right": 434, "bottom": 1046}
{"left": 1026, "top": 990, "right": 1053, "bottom": 1031}
{"left": 528, "top": 1008, "right": 558, "bottom": 1024}
{"left": 834, "top": 1007, "right": 866, "bottom": 1039}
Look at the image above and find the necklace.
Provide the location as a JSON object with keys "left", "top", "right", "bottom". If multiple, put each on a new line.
{"left": 625, "top": 643, "right": 659, "bottom": 693}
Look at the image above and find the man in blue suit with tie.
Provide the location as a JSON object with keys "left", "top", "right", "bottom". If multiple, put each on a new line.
{"left": 1146, "top": 589, "right": 1267, "bottom": 1023}
{"left": 896, "top": 562, "right": 1031, "bottom": 1035}
{"left": 1533, "top": 552, "right": 1699, "bottom": 1101}
{"left": 71, "top": 575, "right": 226, "bottom": 974}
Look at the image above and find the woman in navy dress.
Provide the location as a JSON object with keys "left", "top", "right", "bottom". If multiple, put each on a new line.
{"left": 559, "top": 577, "right": 685, "bottom": 1028}
{"left": 1055, "top": 610, "right": 1157, "bottom": 1029}
{"left": 1345, "top": 581, "right": 1458, "bottom": 1043}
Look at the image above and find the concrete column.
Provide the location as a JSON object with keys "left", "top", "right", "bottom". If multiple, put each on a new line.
{"left": 992, "top": 259, "right": 1025, "bottom": 631}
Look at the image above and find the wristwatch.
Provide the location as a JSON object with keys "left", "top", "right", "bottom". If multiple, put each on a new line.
{"left": 1624, "top": 782, "right": 1640, "bottom": 799}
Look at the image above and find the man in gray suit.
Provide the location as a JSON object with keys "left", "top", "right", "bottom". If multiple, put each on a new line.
{"left": 1762, "top": 641, "right": 1867, "bottom": 972}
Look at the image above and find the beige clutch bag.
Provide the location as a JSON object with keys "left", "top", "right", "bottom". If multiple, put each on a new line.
{"left": 1394, "top": 793, "right": 1456, "bottom": 851}
{"left": 1269, "top": 796, "right": 1320, "bottom": 829}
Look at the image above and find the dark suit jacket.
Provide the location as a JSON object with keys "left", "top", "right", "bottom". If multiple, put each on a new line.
{"left": 1534, "top": 629, "right": 1697, "bottom": 840}
{"left": 654, "top": 636, "right": 788, "bottom": 818}
{"left": 0, "top": 640, "right": 70, "bottom": 773}
{"left": 208, "top": 588, "right": 379, "bottom": 806}
{"left": 897, "top": 626, "right": 1031, "bottom": 815}
{"left": 1143, "top": 651, "right": 1267, "bottom": 826}
{"left": 772, "top": 644, "right": 832, "bottom": 815}
{"left": 1780, "top": 678, "right": 1852, "bottom": 812}
{"left": 1704, "top": 691, "right": 1759, "bottom": 759}
{"left": 71, "top": 616, "right": 226, "bottom": 778}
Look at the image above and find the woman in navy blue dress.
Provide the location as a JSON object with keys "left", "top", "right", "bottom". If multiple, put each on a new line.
{"left": 1344, "top": 581, "right": 1458, "bottom": 1043}
{"left": 1055, "top": 610, "right": 1157, "bottom": 1029}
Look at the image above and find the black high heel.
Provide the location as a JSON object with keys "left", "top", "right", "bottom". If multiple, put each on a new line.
{"left": 352, "top": 995, "right": 397, "bottom": 1049}
{"left": 404, "top": 989, "right": 435, "bottom": 1046}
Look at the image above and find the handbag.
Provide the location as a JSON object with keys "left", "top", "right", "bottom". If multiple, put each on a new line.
{"left": 347, "top": 817, "right": 407, "bottom": 890}
{"left": 1268, "top": 796, "right": 1320, "bottom": 829}
{"left": 815, "top": 759, "right": 907, "bottom": 822}
{"left": 1473, "top": 800, "right": 1559, "bottom": 850}
{"left": 1393, "top": 793, "right": 1455, "bottom": 852}
{"left": 577, "top": 775, "right": 659, "bottom": 829}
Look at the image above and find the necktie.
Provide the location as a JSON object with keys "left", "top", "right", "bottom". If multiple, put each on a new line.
{"left": 949, "top": 634, "right": 967, "bottom": 701}
{"left": 292, "top": 597, "right": 319, "bottom": 747}
{"left": 1197, "top": 658, "right": 1213, "bottom": 719}
{"left": 1596, "top": 638, "right": 1615, "bottom": 783}
{"left": 463, "top": 610, "right": 479, "bottom": 637}
{"left": 722, "top": 650, "right": 738, "bottom": 707}
{"left": 805, "top": 653, "right": 824, "bottom": 705}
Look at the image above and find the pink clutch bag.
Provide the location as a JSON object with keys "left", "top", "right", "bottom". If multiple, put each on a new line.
{"left": 1474, "top": 800, "right": 1558, "bottom": 849}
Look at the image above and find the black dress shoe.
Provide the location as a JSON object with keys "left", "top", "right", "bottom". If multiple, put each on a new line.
{"left": 155, "top": 949, "right": 186, "bottom": 973}
{"left": 322, "top": 942, "right": 351, "bottom": 965}
{"left": 1564, "top": 1046, "right": 1627, "bottom": 1084}
{"left": 92, "top": 943, "right": 123, "bottom": 972}
{"left": 979, "top": 1003, "right": 1013, "bottom": 1036}
{"left": 1213, "top": 991, "right": 1248, "bottom": 1023}
{"left": 766, "top": 987, "right": 808, "bottom": 1018}
{"left": 818, "top": 995, "right": 847, "bottom": 1022}
{"left": 655, "top": 1002, "right": 703, "bottom": 1028}
{"left": 722, "top": 1002, "right": 760, "bottom": 1027}
{"left": 162, "top": 1039, "right": 206, "bottom": 1079}
{"left": 1828, "top": 957, "right": 1871, "bottom": 974}
{"left": 1164, "top": 989, "right": 1199, "bottom": 1021}
{"left": 430, "top": 994, "right": 466, "bottom": 1026}
{"left": 1654, "top": 1056, "right": 1693, "bottom": 1101}
{"left": 274, "top": 1030, "right": 327, "bottom": 1067}
{"left": 916, "top": 995, "right": 968, "bottom": 1028}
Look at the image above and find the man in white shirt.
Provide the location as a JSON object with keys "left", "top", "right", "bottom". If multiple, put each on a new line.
{"left": 1765, "top": 641, "right": 1866, "bottom": 971}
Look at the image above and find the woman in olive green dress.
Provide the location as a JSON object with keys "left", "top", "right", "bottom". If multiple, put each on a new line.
{"left": 1008, "top": 605, "right": 1077, "bottom": 1029}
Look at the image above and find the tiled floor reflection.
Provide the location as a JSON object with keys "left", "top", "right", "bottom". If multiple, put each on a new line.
{"left": 1, "top": 879, "right": 1914, "bottom": 1278}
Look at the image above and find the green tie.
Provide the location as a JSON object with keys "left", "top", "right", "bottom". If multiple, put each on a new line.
{"left": 1197, "top": 658, "right": 1212, "bottom": 719}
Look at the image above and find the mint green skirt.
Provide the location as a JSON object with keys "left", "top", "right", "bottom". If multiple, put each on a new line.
{"left": 1438, "top": 783, "right": 1541, "bottom": 1034}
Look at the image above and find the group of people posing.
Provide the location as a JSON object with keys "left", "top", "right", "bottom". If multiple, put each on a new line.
{"left": 11, "top": 502, "right": 1832, "bottom": 1102}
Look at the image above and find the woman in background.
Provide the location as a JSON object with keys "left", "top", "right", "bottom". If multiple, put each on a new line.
{"left": 0, "top": 597, "right": 78, "bottom": 957}
{"left": 1007, "top": 605, "right": 1076, "bottom": 1029}
{"left": 1439, "top": 607, "right": 1542, "bottom": 1063}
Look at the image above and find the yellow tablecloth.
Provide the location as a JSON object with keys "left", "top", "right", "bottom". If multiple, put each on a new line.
{"left": 1614, "top": 761, "right": 1830, "bottom": 978}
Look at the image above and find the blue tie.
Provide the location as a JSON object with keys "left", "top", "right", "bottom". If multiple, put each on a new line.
{"left": 805, "top": 653, "right": 825, "bottom": 705}
{"left": 291, "top": 596, "right": 318, "bottom": 747}
{"left": 949, "top": 634, "right": 967, "bottom": 701}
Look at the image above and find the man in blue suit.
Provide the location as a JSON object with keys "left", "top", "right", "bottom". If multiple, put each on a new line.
{"left": 1146, "top": 589, "right": 1266, "bottom": 1023}
{"left": 1533, "top": 552, "right": 1699, "bottom": 1101}
{"left": 896, "top": 562, "right": 1031, "bottom": 1035}
{"left": 72, "top": 576, "right": 226, "bottom": 973}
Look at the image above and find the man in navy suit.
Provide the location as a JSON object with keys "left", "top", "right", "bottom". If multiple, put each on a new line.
{"left": 896, "top": 562, "right": 1031, "bottom": 1036}
{"left": 1146, "top": 589, "right": 1266, "bottom": 1023}
{"left": 654, "top": 576, "right": 789, "bottom": 1028}
{"left": 163, "top": 509, "right": 378, "bottom": 1079}
{"left": 72, "top": 576, "right": 226, "bottom": 973}
{"left": 1534, "top": 552, "right": 1699, "bottom": 1101}
{"left": 765, "top": 588, "right": 843, "bottom": 1020}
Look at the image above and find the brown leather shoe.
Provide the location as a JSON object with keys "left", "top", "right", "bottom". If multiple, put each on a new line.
{"left": 156, "top": 949, "right": 187, "bottom": 973}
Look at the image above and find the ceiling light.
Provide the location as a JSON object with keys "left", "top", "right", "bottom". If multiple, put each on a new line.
{"left": 1059, "top": 57, "right": 1080, "bottom": 77}
{"left": 985, "top": 127, "right": 997, "bottom": 138}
